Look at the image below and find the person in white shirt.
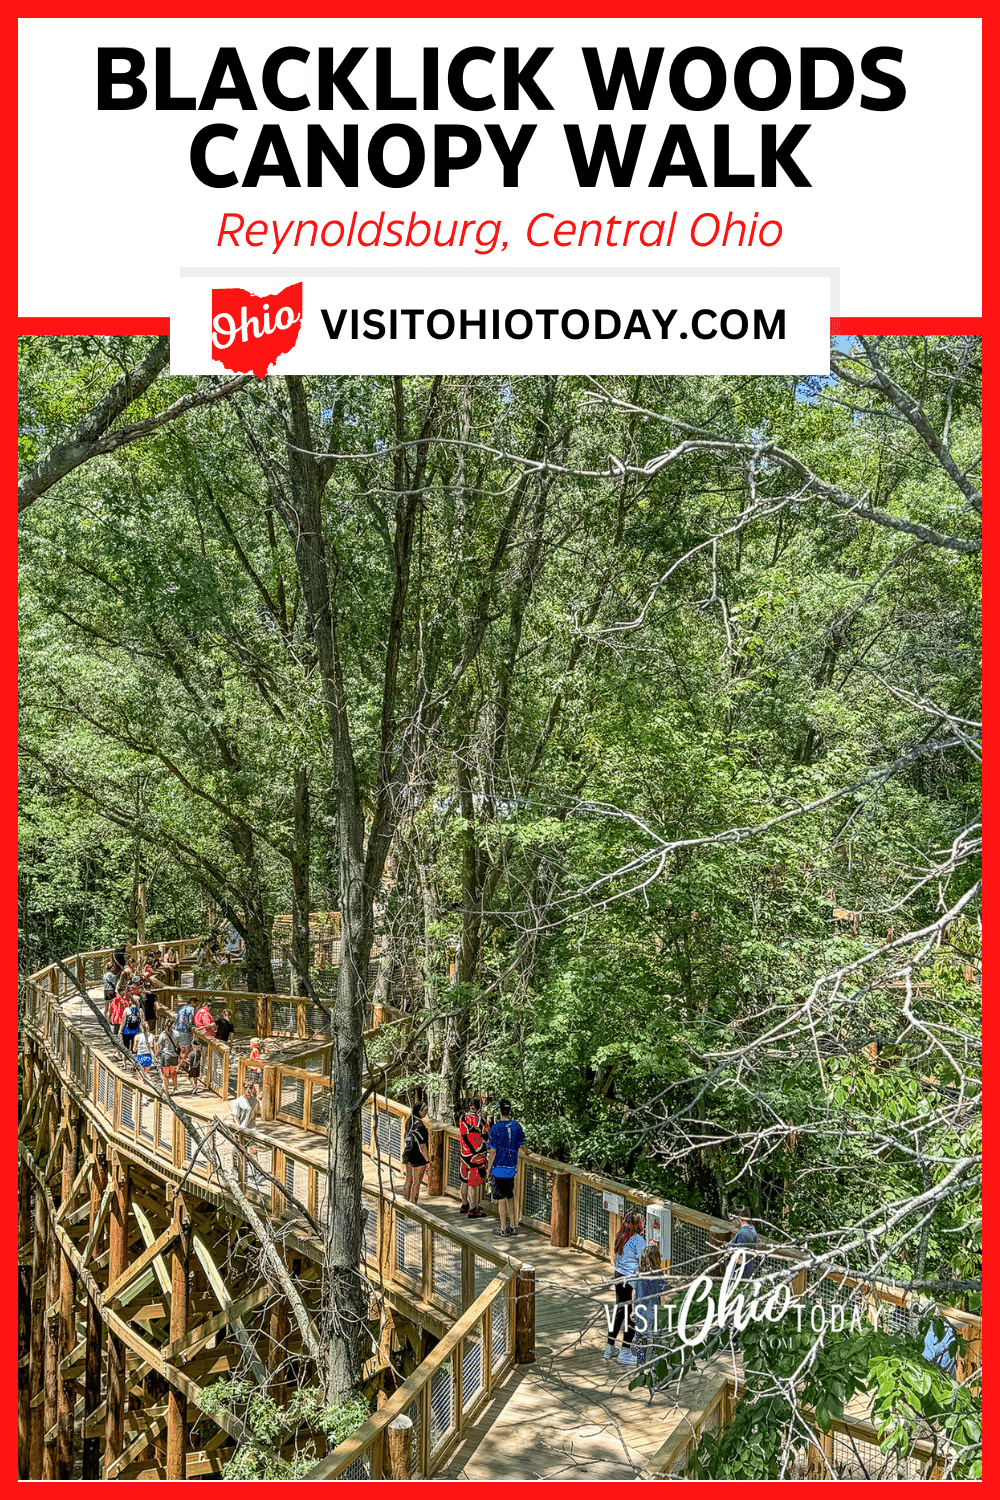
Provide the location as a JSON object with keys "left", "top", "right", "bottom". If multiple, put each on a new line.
{"left": 230, "top": 1081, "right": 260, "bottom": 1131}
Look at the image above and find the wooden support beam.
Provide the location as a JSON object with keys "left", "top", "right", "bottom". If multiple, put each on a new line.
{"left": 107, "top": 1409, "right": 169, "bottom": 1480}
{"left": 132, "top": 1200, "right": 174, "bottom": 1306}
{"left": 165, "top": 1281, "right": 273, "bottom": 1362}
{"left": 106, "top": 1223, "right": 178, "bottom": 1306}
{"left": 18, "top": 1164, "right": 33, "bottom": 1478}
{"left": 192, "top": 1231, "right": 269, "bottom": 1386}
{"left": 55, "top": 1152, "right": 93, "bottom": 1226}
{"left": 41, "top": 1174, "right": 61, "bottom": 1477}
{"left": 57, "top": 1108, "right": 81, "bottom": 1477}
{"left": 81, "top": 1183, "right": 113, "bottom": 1268}
{"left": 27, "top": 1181, "right": 48, "bottom": 1478}
{"left": 515, "top": 1264, "right": 536, "bottom": 1365}
{"left": 103, "top": 1157, "right": 130, "bottom": 1477}
{"left": 167, "top": 1198, "right": 191, "bottom": 1480}
{"left": 82, "top": 1290, "right": 104, "bottom": 1478}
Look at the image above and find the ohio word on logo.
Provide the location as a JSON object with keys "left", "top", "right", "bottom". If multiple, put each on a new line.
{"left": 211, "top": 283, "right": 303, "bottom": 378}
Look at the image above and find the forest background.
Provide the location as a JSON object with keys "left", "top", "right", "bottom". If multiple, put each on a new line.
{"left": 18, "top": 337, "right": 981, "bottom": 1451}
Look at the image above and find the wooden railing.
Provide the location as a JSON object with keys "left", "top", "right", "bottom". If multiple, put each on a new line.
{"left": 640, "top": 1374, "right": 946, "bottom": 1480}
{"left": 22, "top": 948, "right": 982, "bottom": 1379}
{"left": 307, "top": 1267, "right": 519, "bottom": 1479}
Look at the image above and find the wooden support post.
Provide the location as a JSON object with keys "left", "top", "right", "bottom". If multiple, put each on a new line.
{"left": 261, "top": 1065, "right": 278, "bottom": 1122}
{"left": 386, "top": 1414, "right": 413, "bottom": 1479}
{"left": 268, "top": 1298, "right": 290, "bottom": 1406}
{"left": 550, "top": 1172, "right": 570, "bottom": 1248}
{"left": 256, "top": 995, "right": 269, "bottom": 1040}
{"left": 166, "top": 1198, "right": 191, "bottom": 1480}
{"left": 28, "top": 1184, "right": 48, "bottom": 1477}
{"left": 103, "top": 1157, "right": 130, "bottom": 1478}
{"left": 42, "top": 1189, "right": 60, "bottom": 1477}
{"left": 18, "top": 1164, "right": 33, "bottom": 1477}
{"left": 82, "top": 1290, "right": 104, "bottom": 1479}
{"left": 515, "top": 1265, "right": 536, "bottom": 1365}
{"left": 56, "top": 1108, "right": 80, "bottom": 1477}
{"left": 425, "top": 1126, "right": 445, "bottom": 1197}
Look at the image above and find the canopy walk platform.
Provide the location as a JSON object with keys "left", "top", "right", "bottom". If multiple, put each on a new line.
{"left": 19, "top": 939, "right": 976, "bottom": 1481}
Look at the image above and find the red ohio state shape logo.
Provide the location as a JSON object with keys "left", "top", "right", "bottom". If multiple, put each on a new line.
{"left": 211, "top": 283, "right": 303, "bottom": 378}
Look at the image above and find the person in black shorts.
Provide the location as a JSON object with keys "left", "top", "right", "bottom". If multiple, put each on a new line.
{"left": 402, "top": 1102, "right": 429, "bottom": 1203}
{"left": 486, "top": 1100, "right": 526, "bottom": 1237}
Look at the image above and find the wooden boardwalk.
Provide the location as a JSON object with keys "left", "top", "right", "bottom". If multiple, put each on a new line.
{"left": 58, "top": 985, "right": 733, "bottom": 1479}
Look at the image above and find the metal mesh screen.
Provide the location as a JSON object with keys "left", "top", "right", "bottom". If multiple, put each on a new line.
{"left": 377, "top": 1111, "right": 402, "bottom": 1161}
{"left": 575, "top": 1182, "right": 610, "bottom": 1248}
{"left": 305, "top": 1003, "right": 329, "bottom": 1034}
{"left": 245, "top": 1144, "right": 273, "bottom": 1204}
{"left": 270, "top": 1002, "right": 296, "bottom": 1035}
{"left": 361, "top": 1190, "right": 379, "bottom": 1259}
{"left": 336, "top": 1454, "right": 371, "bottom": 1480}
{"left": 361, "top": 1105, "right": 373, "bottom": 1150}
{"left": 210, "top": 1050, "right": 224, "bottom": 1091}
{"left": 808, "top": 1269, "right": 851, "bottom": 1320}
{"left": 461, "top": 1326, "right": 484, "bottom": 1412}
{"left": 829, "top": 1427, "right": 921, "bottom": 1479}
{"left": 97, "top": 1063, "right": 108, "bottom": 1112}
{"left": 447, "top": 1137, "right": 463, "bottom": 1190}
{"left": 234, "top": 997, "right": 256, "bottom": 1031}
{"left": 475, "top": 1255, "right": 497, "bottom": 1301}
{"left": 402, "top": 1397, "right": 422, "bottom": 1478}
{"left": 433, "top": 1236, "right": 462, "bottom": 1308}
{"left": 139, "top": 1094, "right": 155, "bottom": 1141}
{"left": 120, "top": 1084, "right": 135, "bottom": 1131}
{"left": 311, "top": 1083, "right": 332, "bottom": 1129}
{"left": 395, "top": 1212, "right": 423, "bottom": 1282}
{"left": 491, "top": 1283, "right": 510, "bottom": 1369}
{"left": 671, "top": 1215, "right": 710, "bottom": 1276}
{"left": 429, "top": 1362, "right": 454, "bottom": 1452}
{"left": 523, "top": 1164, "right": 553, "bottom": 1225}
{"left": 158, "top": 1104, "right": 173, "bottom": 1151}
{"left": 280, "top": 1074, "right": 306, "bottom": 1122}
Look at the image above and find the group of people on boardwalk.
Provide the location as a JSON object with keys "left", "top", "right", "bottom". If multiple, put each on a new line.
{"left": 102, "top": 942, "right": 234, "bottom": 1093}
{"left": 400, "top": 1095, "right": 526, "bottom": 1237}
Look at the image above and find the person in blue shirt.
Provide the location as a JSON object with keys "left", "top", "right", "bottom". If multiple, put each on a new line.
{"left": 605, "top": 1210, "right": 647, "bottom": 1365}
{"left": 922, "top": 1319, "right": 958, "bottom": 1375}
{"left": 486, "top": 1100, "right": 525, "bottom": 1238}
{"left": 727, "top": 1208, "right": 760, "bottom": 1282}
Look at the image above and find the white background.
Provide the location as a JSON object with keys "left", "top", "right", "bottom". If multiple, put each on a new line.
{"left": 19, "top": 17, "right": 981, "bottom": 323}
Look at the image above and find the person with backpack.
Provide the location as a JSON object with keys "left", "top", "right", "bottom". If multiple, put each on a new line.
{"left": 458, "top": 1096, "right": 489, "bottom": 1219}
{"left": 402, "top": 1102, "right": 430, "bottom": 1203}
{"left": 120, "top": 999, "right": 142, "bottom": 1058}
{"left": 486, "top": 1100, "right": 526, "bottom": 1238}
{"left": 172, "top": 999, "right": 196, "bottom": 1064}
{"left": 604, "top": 1210, "right": 646, "bottom": 1365}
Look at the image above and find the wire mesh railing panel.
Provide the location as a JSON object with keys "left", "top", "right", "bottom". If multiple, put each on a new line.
{"left": 670, "top": 1438, "right": 693, "bottom": 1476}
{"left": 522, "top": 1164, "right": 553, "bottom": 1225}
{"left": 157, "top": 1103, "right": 173, "bottom": 1151}
{"left": 97, "top": 1063, "right": 109, "bottom": 1113}
{"left": 210, "top": 1050, "right": 225, "bottom": 1091}
{"left": 808, "top": 1269, "right": 851, "bottom": 1319}
{"left": 279, "top": 1073, "right": 306, "bottom": 1122}
{"left": 361, "top": 1191, "right": 379, "bottom": 1259}
{"left": 402, "top": 1396, "right": 423, "bottom": 1477}
{"left": 432, "top": 1236, "right": 461, "bottom": 1309}
{"left": 377, "top": 1111, "right": 402, "bottom": 1162}
{"left": 244, "top": 1144, "right": 273, "bottom": 1205}
{"left": 310, "top": 1082, "right": 332, "bottom": 1129}
{"left": 395, "top": 1212, "right": 423, "bottom": 1282}
{"left": 491, "top": 1282, "right": 511, "bottom": 1370}
{"left": 475, "top": 1255, "right": 497, "bottom": 1301}
{"left": 461, "top": 1325, "right": 484, "bottom": 1412}
{"left": 270, "top": 1002, "right": 296, "bottom": 1035}
{"left": 447, "top": 1137, "right": 463, "bottom": 1190}
{"left": 139, "top": 1094, "right": 155, "bottom": 1141}
{"left": 120, "top": 1083, "right": 135, "bottom": 1131}
{"left": 575, "top": 1182, "right": 610, "bottom": 1248}
{"left": 335, "top": 1453, "right": 372, "bottom": 1480}
{"left": 829, "top": 1427, "right": 920, "bottom": 1480}
{"left": 233, "top": 997, "right": 256, "bottom": 1032}
{"left": 361, "top": 1104, "right": 373, "bottom": 1151}
{"left": 304, "top": 1003, "right": 329, "bottom": 1034}
{"left": 429, "top": 1362, "right": 454, "bottom": 1453}
{"left": 671, "top": 1215, "right": 710, "bottom": 1277}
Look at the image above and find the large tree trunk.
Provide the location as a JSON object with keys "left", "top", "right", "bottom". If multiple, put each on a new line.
{"left": 226, "top": 822, "right": 274, "bottom": 993}
{"left": 290, "top": 768, "right": 311, "bottom": 997}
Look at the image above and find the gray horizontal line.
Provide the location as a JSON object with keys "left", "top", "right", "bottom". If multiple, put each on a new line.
{"left": 183, "top": 263, "right": 838, "bottom": 310}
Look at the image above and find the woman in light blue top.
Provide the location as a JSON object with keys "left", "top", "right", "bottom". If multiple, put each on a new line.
{"left": 604, "top": 1210, "right": 646, "bottom": 1365}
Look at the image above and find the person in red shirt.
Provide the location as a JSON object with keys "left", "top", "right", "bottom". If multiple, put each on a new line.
{"left": 458, "top": 1097, "right": 488, "bottom": 1219}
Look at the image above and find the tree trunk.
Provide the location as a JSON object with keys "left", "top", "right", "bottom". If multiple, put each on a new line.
{"left": 291, "top": 767, "right": 311, "bottom": 996}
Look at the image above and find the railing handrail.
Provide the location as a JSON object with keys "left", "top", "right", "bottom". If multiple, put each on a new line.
{"left": 307, "top": 1265, "right": 515, "bottom": 1479}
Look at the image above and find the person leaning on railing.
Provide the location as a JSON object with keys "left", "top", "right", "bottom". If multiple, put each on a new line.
{"left": 604, "top": 1210, "right": 647, "bottom": 1367}
{"left": 230, "top": 1080, "right": 260, "bottom": 1131}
